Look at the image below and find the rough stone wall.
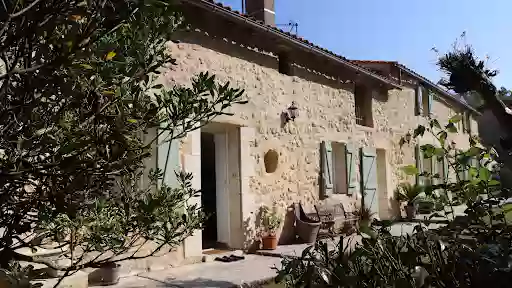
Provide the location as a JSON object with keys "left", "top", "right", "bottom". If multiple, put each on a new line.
{"left": 430, "top": 97, "right": 479, "bottom": 151}
{"left": 167, "top": 30, "right": 476, "bottom": 248}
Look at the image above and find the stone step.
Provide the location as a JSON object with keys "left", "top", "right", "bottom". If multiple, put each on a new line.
{"left": 38, "top": 271, "right": 88, "bottom": 288}
{"left": 15, "top": 245, "right": 69, "bottom": 258}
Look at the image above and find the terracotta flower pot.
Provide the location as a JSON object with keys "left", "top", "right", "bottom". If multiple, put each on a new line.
{"left": 262, "top": 234, "right": 278, "bottom": 250}
{"left": 405, "top": 204, "right": 417, "bottom": 220}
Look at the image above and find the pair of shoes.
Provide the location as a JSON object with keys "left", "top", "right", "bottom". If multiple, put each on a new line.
{"left": 214, "top": 254, "right": 245, "bottom": 263}
{"left": 230, "top": 254, "right": 245, "bottom": 261}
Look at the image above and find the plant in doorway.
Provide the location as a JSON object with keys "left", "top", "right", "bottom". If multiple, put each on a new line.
{"left": 351, "top": 205, "right": 378, "bottom": 239}
{"left": 353, "top": 206, "right": 375, "bottom": 228}
{"left": 394, "top": 182, "right": 425, "bottom": 220}
{"left": 261, "top": 205, "right": 283, "bottom": 250}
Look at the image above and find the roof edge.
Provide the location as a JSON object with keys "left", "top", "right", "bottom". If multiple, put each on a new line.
{"left": 181, "top": 0, "right": 402, "bottom": 90}
{"left": 396, "top": 64, "right": 480, "bottom": 114}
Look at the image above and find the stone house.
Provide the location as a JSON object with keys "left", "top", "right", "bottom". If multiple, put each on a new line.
{"left": 146, "top": 0, "right": 480, "bottom": 266}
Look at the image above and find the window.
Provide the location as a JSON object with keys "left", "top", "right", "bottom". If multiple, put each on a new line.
{"left": 321, "top": 142, "right": 358, "bottom": 197}
{"left": 423, "top": 90, "right": 433, "bottom": 117}
{"left": 422, "top": 156, "right": 433, "bottom": 186}
{"left": 456, "top": 156, "right": 479, "bottom": 181}
{"left": 278, "top": 52, "right": 292, "bottom": 76}
{"left": 415, "top": 85, "right": 432, "bottom": 117}
{"left": 415, "top": 144, "right": 434, "bottom": 185}
{"left": 355, "top": 85, "right": 373, "bottom": 127}
{"left": 436, "top": 157, "right": 447, "bottom": 183}
{"left": 417, "top": 145, "right": 450, "bottom": 186}
{"left": 455, "top": 155, "right": 471, "bottom": 181}
{"left": 456, "top": 114, "right": 463, "bottom": 132}
{"left": 332, "top": 142, "right": 348, "bottom": 194}
{"left": 457, "top": 166, "right": 468, "bottom": 181}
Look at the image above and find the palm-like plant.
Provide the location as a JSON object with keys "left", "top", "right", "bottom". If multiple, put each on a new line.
{"left": 394, "top": 182, "right": 425, "bottom": 206}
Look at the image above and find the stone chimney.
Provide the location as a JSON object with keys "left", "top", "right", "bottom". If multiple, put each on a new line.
{"left": 245, "top": 0, "right": 275, "bottom": 27}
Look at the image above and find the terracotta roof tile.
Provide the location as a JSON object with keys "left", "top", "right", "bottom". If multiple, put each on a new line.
{"left": 192, "top": 0, "right": 476, "bottom": 112}
{"left": 351, "top": 60, "right": 398, "bottom": 64}
{"left": 350, "top": 59, "right": 479, "bottom": 113}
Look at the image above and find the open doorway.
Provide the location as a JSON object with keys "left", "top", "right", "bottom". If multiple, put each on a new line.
{"left": 200, "top": 132, "right": 217, "bottom": 249}
{"left": 199, "top": 123, "right": 240, "bottom": 250}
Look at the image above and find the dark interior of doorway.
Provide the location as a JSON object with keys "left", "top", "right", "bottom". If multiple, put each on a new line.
{"left": 200, "top": 132, "right": 218, "bottom": 249}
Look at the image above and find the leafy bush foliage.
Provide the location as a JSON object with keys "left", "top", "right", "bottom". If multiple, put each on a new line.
{"left": 277, "top": 114, "right": 512, "bottom": 286}
{"left": 277, "top": 44, "right": 512, "bottom": 287}
{"left": 0, "top": 0, "right": 245, "bottom": 273}
{"left": 394, "top": 182, "right": 425, "bottom": 205}
{"left": 277, "top": 221, "right": 512, "bottom": 287}
{"left": 0, "top": 262, "right": 42, "bottom": 288}
{"left": 261, "top": 205, "right": 283, "bottom": 235}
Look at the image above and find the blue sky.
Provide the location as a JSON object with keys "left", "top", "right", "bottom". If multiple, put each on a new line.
{"left": 218, "top": 0, "right": 510, "bottom": 88}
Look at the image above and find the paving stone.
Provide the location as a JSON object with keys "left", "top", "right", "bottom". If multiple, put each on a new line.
{"left": 39, "top": 271, "right": 88, "bottom": 288}
{"left": 106, "top": 255, "right": 281, "bottom": 288}
{"left": 15, "top": 246, "right": 68, "bottom": 258}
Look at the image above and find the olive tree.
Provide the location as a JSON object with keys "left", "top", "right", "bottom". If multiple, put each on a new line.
{"left": 0, "top": 0, "right": 245, "bottom": 275}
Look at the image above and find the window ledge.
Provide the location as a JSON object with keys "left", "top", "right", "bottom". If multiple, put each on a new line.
{"left": 355, "top": 124, "right": 376, "bottom": 133}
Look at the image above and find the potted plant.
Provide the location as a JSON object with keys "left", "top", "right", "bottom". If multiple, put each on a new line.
{"left": 261, "top": 205, "right": 282, "bottom": 250}
{"left": 353, "top": 206, "right": 375, "bottom": 228}
{"left": 394, "top": 182, "right": 424, "bottom": 220}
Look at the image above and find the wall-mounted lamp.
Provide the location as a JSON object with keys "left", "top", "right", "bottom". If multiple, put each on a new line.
{"left": 283, "top": 101, "right": 299, "bottom": 123}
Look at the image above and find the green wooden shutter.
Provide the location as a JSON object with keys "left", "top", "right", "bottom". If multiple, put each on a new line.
{"left": 158, "top": 129, "right": 180, "bottom": 188}
{"left": 415, "top": 85, "right": 423, "bottom": 116}
{"left": 415, "top": 144, "right": 424, "bottom": 185}
{"left": 345, "top": 144, "right": 358, "bottom": 196}
{"left": 360, "top": 147, "right": 378, "bottom": 216}
{"left": 320, "top": 141, "right": 333, "bottom": 198}
{"left": 428, "top": 91, "right": 434, "bottom": 117}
